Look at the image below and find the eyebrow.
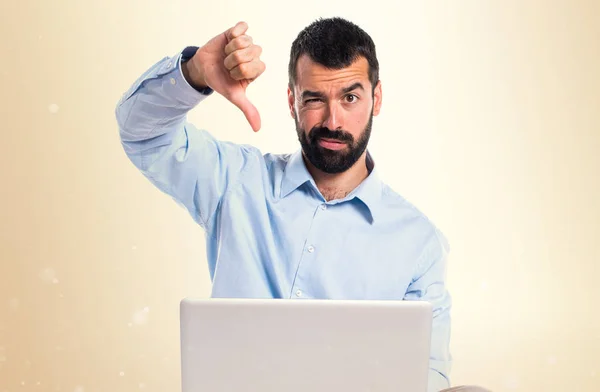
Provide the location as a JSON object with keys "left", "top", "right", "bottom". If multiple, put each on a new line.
{"left": 341, "top": 82, "right": 365, "bottom": 95}
{"left": 300, "top": 82, "right": 365, "bottom": 101}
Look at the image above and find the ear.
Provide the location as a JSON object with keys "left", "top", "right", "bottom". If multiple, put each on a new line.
{"left": 372, "top": 80, "right": 382, "bottom": 116}
{"left": 287, "top": 86, "right": 296, "bottom": 119}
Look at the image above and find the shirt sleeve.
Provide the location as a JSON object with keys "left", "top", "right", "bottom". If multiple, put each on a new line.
{"left": 404, "top": 227, "right": 453, "bottom": 392}
{"left": 114, "top": 48, "right": 261, "bottom": 230}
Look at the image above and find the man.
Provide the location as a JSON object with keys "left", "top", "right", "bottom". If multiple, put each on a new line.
{"left": 115, "top": 17, "right": 489, "bottom": 392}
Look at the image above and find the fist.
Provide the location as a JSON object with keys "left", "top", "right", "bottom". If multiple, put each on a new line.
{"left": 185, "top": 21, "right": 266, "bottom": 132}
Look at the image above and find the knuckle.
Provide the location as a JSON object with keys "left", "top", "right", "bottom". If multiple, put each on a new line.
{"left": 237, "top": 62, "right": 248, "bottom": 75}
{"left": 232, "top": 50, "right": 243, "bottom": 64}
{"left": 235, "top": 36, "right": 248, "bottom": 49}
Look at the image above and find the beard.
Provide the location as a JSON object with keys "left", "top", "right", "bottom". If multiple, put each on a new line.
{"left": 295, "top": 108, "right": 373, "bottom": 174}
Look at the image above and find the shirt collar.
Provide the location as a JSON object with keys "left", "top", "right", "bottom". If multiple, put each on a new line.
{"left": 279, "top": 148, "right": 383, "bottom": 223}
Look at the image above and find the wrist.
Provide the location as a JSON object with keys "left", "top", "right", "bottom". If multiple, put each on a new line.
{"left": 182, "top": 58, "right": 209, "bottom": 91}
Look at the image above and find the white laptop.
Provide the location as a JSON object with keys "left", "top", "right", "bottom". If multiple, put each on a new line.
{"left": 179, "top": 297, "right": 433, "bottom": 392}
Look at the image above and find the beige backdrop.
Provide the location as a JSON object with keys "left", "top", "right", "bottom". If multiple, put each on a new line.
{"left": 1, "top": 0, "right": 599, "bottom": 391}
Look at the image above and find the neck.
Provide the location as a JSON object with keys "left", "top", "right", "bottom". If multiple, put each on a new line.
{"left": 303, "top": 152, "right": 370, "bottom": 201}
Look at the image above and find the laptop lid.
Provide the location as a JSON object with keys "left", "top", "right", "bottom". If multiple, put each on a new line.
{"left": 180, "top": 298, "right": 432, "bottom": 392}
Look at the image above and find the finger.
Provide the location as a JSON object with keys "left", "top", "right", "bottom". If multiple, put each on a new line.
{"left": 223, "top": 45, "right": 262, "bottom": 71}
{"left": 224, "top": 35, "right": 253, "bottom": 57}
{"left": 225, "top": 21, "right": 248, "bottom": 42}
{"left": 230, "top": 91, "right": 261, "bottom": 132}
{"left": 229, "top": 59, "right": 266, "bottom": 81}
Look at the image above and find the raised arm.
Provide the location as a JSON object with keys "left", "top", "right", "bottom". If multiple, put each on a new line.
{"left": 114, "top": 22, "right": 265, "bottom": 231}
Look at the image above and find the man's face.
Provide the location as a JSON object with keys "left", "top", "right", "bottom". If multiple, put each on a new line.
{"left": 288, "top": 55, "right": 382, "bottom": 174}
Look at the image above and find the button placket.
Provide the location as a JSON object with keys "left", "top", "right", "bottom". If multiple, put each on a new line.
{"left": 291, "top": 202, "right": 328, "bottom": 299}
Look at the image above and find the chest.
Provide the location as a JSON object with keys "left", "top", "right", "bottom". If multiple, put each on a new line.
{"left": 215, "top": 185, "right": 422, "bottom": 300}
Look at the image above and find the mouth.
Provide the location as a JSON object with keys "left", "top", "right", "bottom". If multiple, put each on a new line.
{"left": 318, "top": 137, "right": 348, "bottom": 151}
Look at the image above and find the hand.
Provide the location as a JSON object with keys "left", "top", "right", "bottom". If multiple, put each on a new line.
{"left": 184, "top": 21, "right": 266, "bottom": 132}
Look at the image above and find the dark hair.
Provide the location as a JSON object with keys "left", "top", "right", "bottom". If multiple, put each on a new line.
{"left": 288, "top": 17, "right": 379, "bottom": 93}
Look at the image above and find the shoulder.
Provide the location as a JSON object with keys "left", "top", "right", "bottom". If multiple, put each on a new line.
{"left": 222, "top": 149, "right": 292, "bottom": 189}
{"left": 213, "top": 141, "right": 280, "bottom": 172}
{"left": 379, "top": 182, "right": 450, "bottom": 255}
{"left": 262, "top": 151, "right": 293, "bottom": 169}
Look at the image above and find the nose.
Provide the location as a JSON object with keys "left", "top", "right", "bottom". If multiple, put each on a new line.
{"left": 322, "top": 102, "right": 344, "bottom": 130}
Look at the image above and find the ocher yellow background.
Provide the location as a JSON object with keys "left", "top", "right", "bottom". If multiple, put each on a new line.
{"left": 1, "top": 0, "right": 599, "bottom": 391}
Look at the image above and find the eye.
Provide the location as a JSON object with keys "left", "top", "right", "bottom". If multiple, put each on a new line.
{"left": 303, "top": 98, "right": 324, "bottom": 107}
{"left": 345, "top": 94, "right": 359, "bottom": 103}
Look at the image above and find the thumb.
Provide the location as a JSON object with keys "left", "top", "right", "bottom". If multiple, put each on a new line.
{"left": 230, "top": 91, "right": 261, "bottom": 132}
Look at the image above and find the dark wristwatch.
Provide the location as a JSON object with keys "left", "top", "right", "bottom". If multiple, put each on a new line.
{"left": 181, "top": 46, "right": 213, "bottom": 95}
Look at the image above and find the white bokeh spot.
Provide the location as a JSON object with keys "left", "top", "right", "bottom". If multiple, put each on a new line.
{"left": 74, "top": 386, "right": 85, "bottom": 392}
{"left": 119, "top": 371, "right": 125, "bottom": 376}
{"left": 546, "top": 356, "right": 557, "bottom": 365}
{"left": 132, "top": 306, "right": 150, "bottom": 325}
{"left": 139, "top": 383, "right": 146, "bottom": 389}
{"left": 39, "top": 268, "right": 57, "bottom": 283}
{"left": 48, "top": 104, "right": 60, "bottom": 114}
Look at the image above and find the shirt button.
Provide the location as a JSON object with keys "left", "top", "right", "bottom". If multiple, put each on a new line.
{"left": 320, "top": 204, "right": 327, "bottom": 211}
{"left": 167, "top": 61, "right": 172, "bottom": 68}
{"left": 295, "top": 290, "right": 302, "bottom": 297}
{"left": 170, "top": 77, "right": 176, "bottom": 85}
{"left": 307, "top": 245, "right": 315, "bottom": 253}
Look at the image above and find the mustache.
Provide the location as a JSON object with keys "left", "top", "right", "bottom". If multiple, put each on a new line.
{"left": 308, "top": 127, "right": 354, "bottom": 144}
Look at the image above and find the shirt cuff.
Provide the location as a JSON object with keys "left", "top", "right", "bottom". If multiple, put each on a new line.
{"left": 428, "top": 369, "right": 451, "bottom": 392}
{"left": 151, "top": 47, "right": 213, "bottom": 109}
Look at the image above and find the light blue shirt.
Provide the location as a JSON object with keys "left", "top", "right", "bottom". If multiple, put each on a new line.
{"left": 115, "top": 47, "right": 453, "bottom": 392}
